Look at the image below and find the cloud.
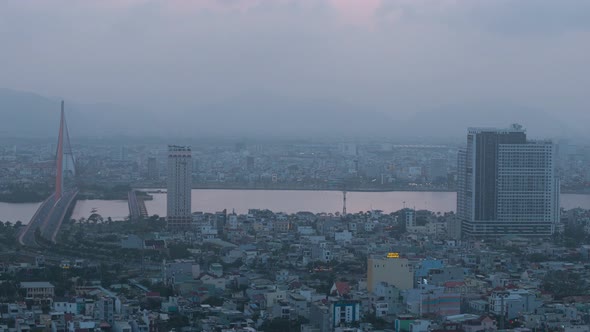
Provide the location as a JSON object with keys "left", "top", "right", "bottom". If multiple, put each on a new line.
{"left": 374, "top": 0, "right": 590, "bottom": 34}
{"left": 0, "top": 0, "right": 589, "bottom": 134}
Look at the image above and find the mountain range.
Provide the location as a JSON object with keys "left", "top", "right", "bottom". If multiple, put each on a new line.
{"left": 0, "top": 88, "right": 584, "bottom": 142}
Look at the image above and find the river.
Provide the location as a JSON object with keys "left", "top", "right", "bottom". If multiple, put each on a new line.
{"left": 1, "top": 190, "right": 590, "bottom": 223}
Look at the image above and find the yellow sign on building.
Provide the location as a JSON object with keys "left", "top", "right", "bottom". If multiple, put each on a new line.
{"left": 386, "top": 252, "right": 400, "bottom": 258}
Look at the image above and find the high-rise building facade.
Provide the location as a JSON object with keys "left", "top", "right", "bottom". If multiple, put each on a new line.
{"left": 167, "top": 145, "right": 192, "bottom": 231}
{"left": 457, "top": 125, "right": 559, "bottom": 237}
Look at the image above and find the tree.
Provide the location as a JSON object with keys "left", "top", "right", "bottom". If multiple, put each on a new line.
{"left": 144, "top": 297, "right": 162, "bottom": 311}
{"left": 151, "top": 283, "right": 174, "bottom": 297}
{"left": 363, "top": 312, "right": 387, "bottom": 329}
{"left": 164, "top": 314, "right": 189, "bottom": 330}
{"left": 202, "top": 296, "right": 224, "bottom": 306}
{"left": 563, "top": 224, "right": 586, "bottom": 247}
{"left": 260, "top": 316, "right": 308, "bottom": 332}
{"left": 0, "top": 281, "right": 18, "bottom": 301}
{"left": 542, "top": 270, "right": 586, "bottom": 299}
{"left": 168, "top": 243, "right": 191, "bottom": 260}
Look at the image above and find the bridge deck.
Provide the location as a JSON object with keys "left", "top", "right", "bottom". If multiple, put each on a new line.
{"left": 19, "top": 190, "right": 78, "bottom": 247}
{"left": 128, "top": 190, "right": 149, "bottom": 221}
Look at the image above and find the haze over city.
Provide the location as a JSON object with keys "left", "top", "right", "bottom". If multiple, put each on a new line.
{"left": 4, "top": 2, "right": 590, "bottom": 332}
{"left": 1, "top": 0, "right": 590, "bottom": 139}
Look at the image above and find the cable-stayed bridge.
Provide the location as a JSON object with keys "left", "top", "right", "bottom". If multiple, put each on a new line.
{"left": 19, "top": 101, "right": 78, "bottom": 247}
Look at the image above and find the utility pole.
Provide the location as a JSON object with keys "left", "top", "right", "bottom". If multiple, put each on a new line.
{"left": 342, "top": 191, "right": 347, "bottom": 216}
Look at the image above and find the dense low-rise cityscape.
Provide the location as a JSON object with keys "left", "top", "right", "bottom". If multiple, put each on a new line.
{"left": 1, "top": 114, "right": 590, "bottom": 332}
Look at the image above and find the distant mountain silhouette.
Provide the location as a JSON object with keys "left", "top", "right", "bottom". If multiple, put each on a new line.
{"left": 175, "top": 93, "right": 396, "bottom": 139}
{"left": 400, "top": 102, "right": 576, "bottom": 141}
{"left": 0, "top": 88, "right": 142, "bottom": 138}
{"left": 0, "top": 88, "right": 61, "bottom": 137}
{"left": 0, "top": 89, "right": 396, "bottom": 139}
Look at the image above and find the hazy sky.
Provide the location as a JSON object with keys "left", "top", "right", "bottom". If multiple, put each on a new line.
{"left": 1, "top": 0, "right": 589, "bottom": 123}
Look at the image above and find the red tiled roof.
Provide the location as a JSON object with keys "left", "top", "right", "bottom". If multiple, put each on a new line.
{"left": 334, "top": 281, "right": 351, "bottom": 296}
{"left": 444, "top": 281, "right": 465, "bottom": 288}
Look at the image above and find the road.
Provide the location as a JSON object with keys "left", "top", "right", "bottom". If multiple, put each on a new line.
{"left": 43, "top": 190, "right": 78, "bottom": 242}
{"left": 128, "top": 190, "right": 148, "bottom": 220}
{"left": 18, "top": 190, "right": 78, "bottom": 247}
{"left": 18, "top": 193, "right": 56, "bottom": 247}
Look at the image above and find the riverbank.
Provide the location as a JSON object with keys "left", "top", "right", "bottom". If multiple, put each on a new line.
{"left": 0, "top": 192, "right": 48, "bottom": 203}
{"left": 135, "top": 185, "right": 590, "bottom": 195}
{"left": 134, "top": 184, "right": 457, "bottom": 193}
{"left": 4, "top": 190, "right": 590, "bottom": 225}
{"left": 3, "top": 185, "right": 590, "bottom": 204}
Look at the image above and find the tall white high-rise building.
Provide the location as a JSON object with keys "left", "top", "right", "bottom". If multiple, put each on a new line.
{"left": 167, "top": 145, "right": 192, "bottom": 231}
{"left": 457, "top": 124, "right": 559, "bottom": 237}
